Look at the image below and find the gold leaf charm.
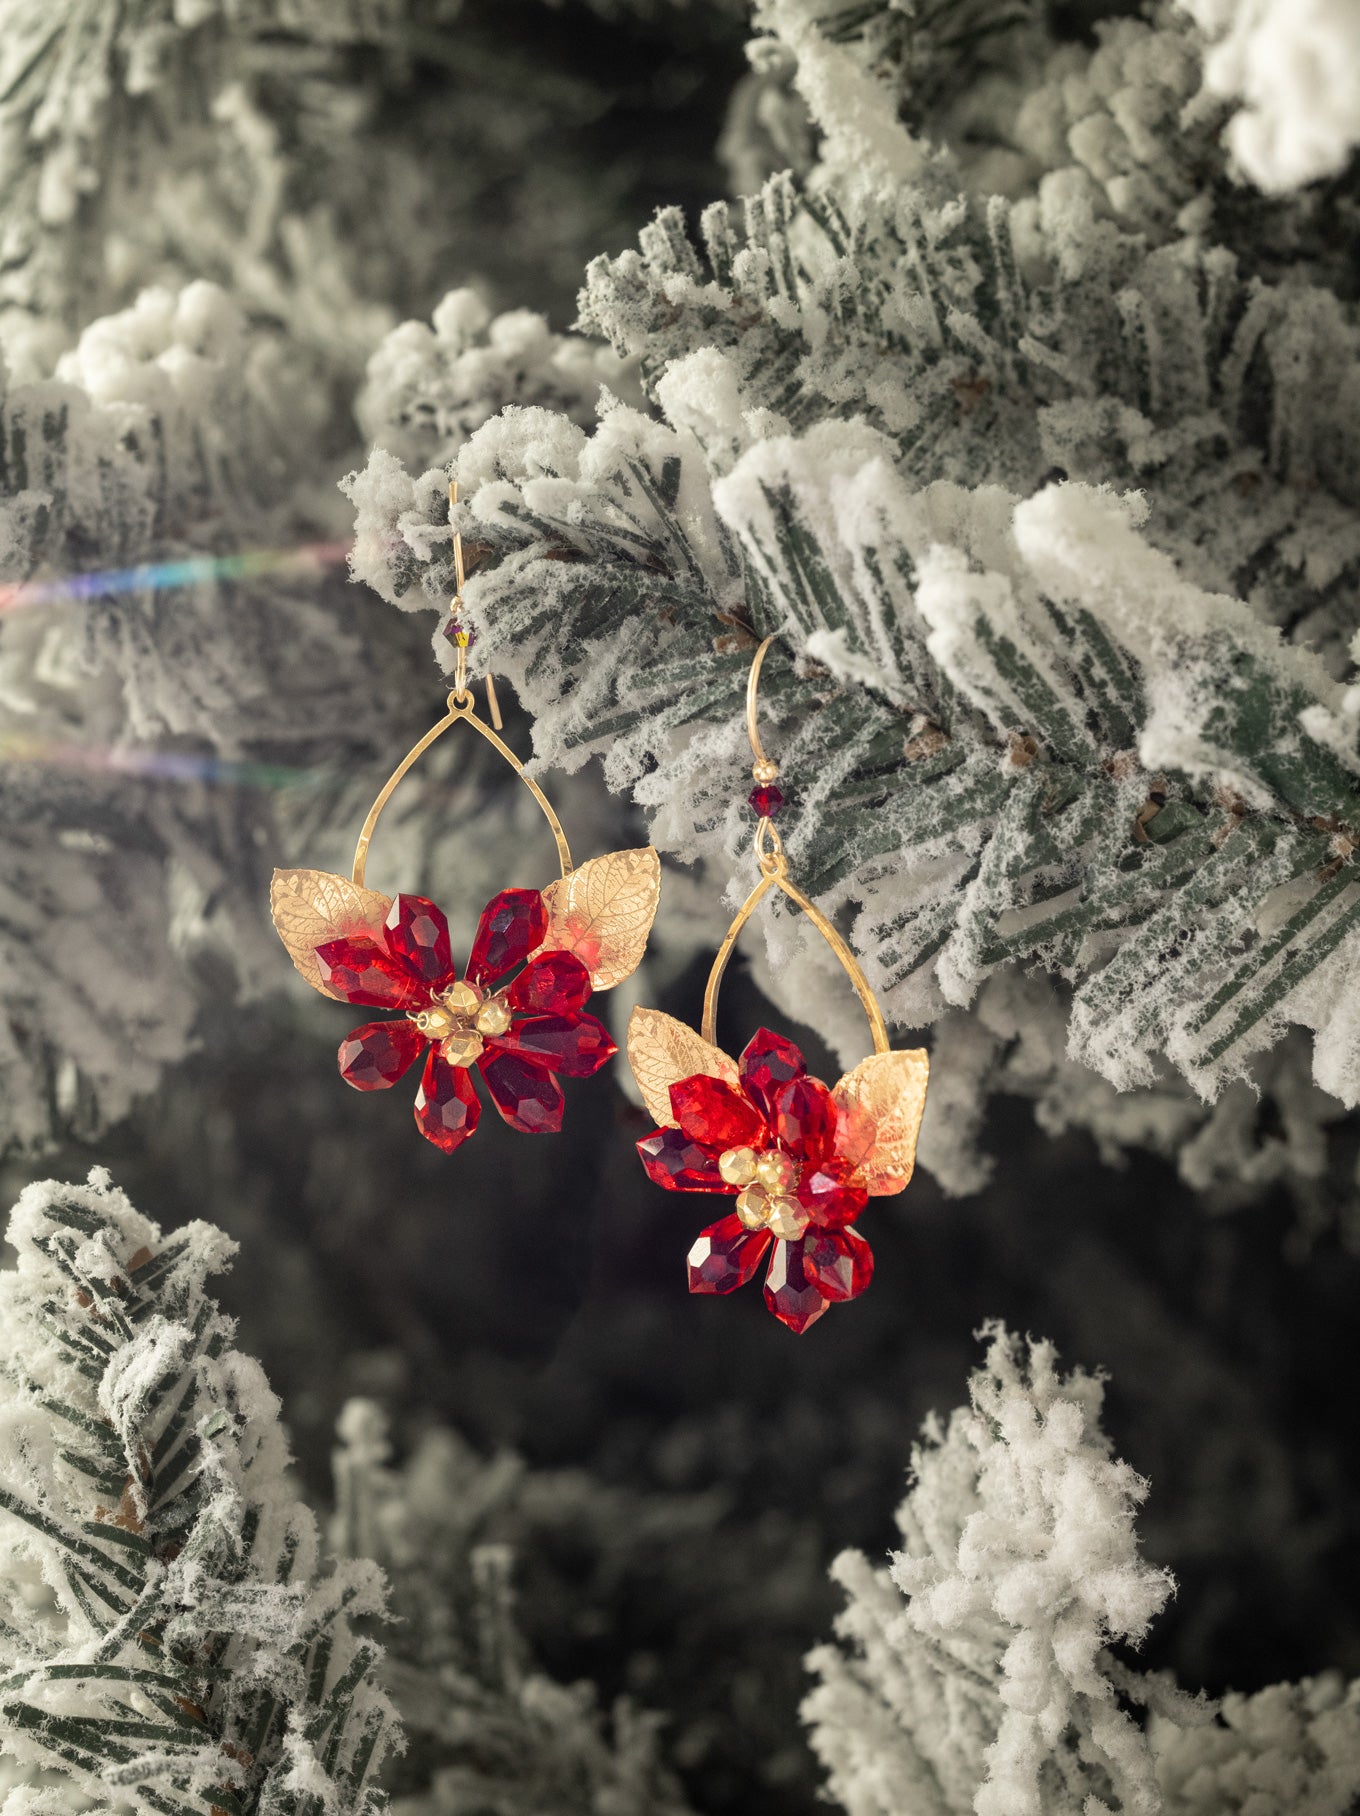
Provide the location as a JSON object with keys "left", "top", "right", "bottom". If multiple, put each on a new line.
{"left": 831, "top": 1049, "right": 930, "bottom": 1196}
{"left": 627, "top": 1006, "right": 740, "bottom": 1127}
{"left": 541, "top": 847, "right": 661, "bottom": 990}
{"left": 270, "top": 869, "right": 393, "bottom": 999}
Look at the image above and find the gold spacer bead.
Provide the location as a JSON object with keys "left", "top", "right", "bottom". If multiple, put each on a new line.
{"left": 443, "top": 981, "right": 481, "bottom": 1016}
{"left": 755, "top": 1150, "right": 797, "bottom": 1193}
{"left": 475, "top": 998, "right": 512, "bottom": 1037}
{"left": 765, "top": 1195, "right": 810, "bottom": 1242}
{"left": 736, "top": 1186, "right": 769, "bottom": 1231}
{"left": 441, "top": 1028, "right": 485, "bottom": 1067}
{"left": 752, "top": 758, "right": 781, "bottom": 784}
{"left": 718, "top": 1145, "right": 759, "bottom": 1186}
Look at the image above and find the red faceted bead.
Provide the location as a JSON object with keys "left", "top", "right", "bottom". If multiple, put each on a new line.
{"left": 797, "top": 1157, "right": 869, "bottom": 1228}
{"left": 669, "top": 1075, "right": 766, "bottom": 1150}
{"left": 507, "top": 950, "right": 592, "bottom": 1016}
{"left": 748, "top": 783, "right": 785, "bottom": 819}
{"left": 480, "top": 1050, "right": 564, "bottom": 1132}
{"left": 315, "top": 936, "right": 428, "bottom": 1010}
{"left": 763, "top": 1237, "right": 829, "bottom": 1334}
{"left": 467, "top": 888, "right": 549, "bottom": 986}
{"left": 384, "top": 895, "right": 455, "bottom": 987}
{"left": 687, "top": 1215, "right": 771, "bottom": 1295}
{"left": 739, "top": 1028, "right": 807, "bottom": 1121}
{"left": 338, "top": 1019, "right": 425, "bottom": 1091}
{"left": 801, "top": 1226, "right": 873, "bottom": 1301}
{"left": 637, "top": 1128, "right": 729, "bottom": 1192}
{"left": 496, "top": 1012, "right": 616, "bottom": 1077}
{"left": 414, "top": 1048, "right": 481, "bottom": 1152}
{"left": 774, "top": 1076, "right": 838, "bottom": 1165}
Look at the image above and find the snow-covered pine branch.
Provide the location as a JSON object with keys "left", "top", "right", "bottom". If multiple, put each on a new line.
{"left": 0, "top": 1168, "right": 398, "bottom": 1814}
{"left": 330, "top": 1403, "right": 695, "bottom": 1815}
{"left": 347, "top": 0, "right": 1360, "bottom": 1207}
{"left": 802, "top": 1324, "right": 1360, "bottom": 1816}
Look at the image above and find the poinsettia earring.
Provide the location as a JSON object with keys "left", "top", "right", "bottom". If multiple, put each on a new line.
{"left": 270, "top": 482, "right": 660, "bottom": 1153}
{"left": 627, "top": 636, "right": 928, "bottom": 1333}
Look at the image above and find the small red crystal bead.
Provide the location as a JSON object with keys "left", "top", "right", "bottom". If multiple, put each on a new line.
{"left": 467, "top": 888, "right": 549, "bottom": 986}
{"left": 748, "top": 783, "right": 785, "bottom": 819}
{"left": 739, "top": 1028, "right": 807, "bottom": 1120}
{"left": 637, "top": 1128, "right": 729, "bottom": 1192}
{"left": 687, "top": 1215, "right": 771, "bottom": 1294}
{"left": 338, "top": 1019, "right": 425, "bottom": 1090}
{"left": 774, "top": 1076, "right": 838, "bottom": 1165}
{"left": 797, "top": 1157, "right": 869, "bottom": 1228}
{"left": 669, "top": 1075, "right": 766, "bottom": 1150}
{"left": 315, "top": 936, "right": 428, "bottom": 1010}
{"left": 480, "top": 1050, "right": 564, "bottom": 1132}
{"left": 384, "top": 895, "right": 455, "bottom": 987}
{"left": 414, "top": 1048, "right": 481, "bottom": 1152}
{"left": 496, "top": 1012, "right": 616, "bottom": 1077}
{"left": 507, "top": 950, "right": 592, "bottom": 1016}
{"left": 801, "top": 1226, "right": 873, "bottom": 1301}
{"left": 763, "top": 1237, "right": 829, "bottom": 1334}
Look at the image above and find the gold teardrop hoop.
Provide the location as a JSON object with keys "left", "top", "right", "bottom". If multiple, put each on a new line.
{"left": 350, "top": 691, "right": 574, "bottom": 889}
{"left": 350, "top": 479, "right": 573, "bottom": 889}
{"left": 701, "top": 634, "right": 889, "bottom": 1056}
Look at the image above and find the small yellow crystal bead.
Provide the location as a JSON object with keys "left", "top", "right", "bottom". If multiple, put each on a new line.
{"left": 719, "top": 1145, "right": 759, "bottom": 1186}
{"left": 441, "top": 1028, "right": 485, "bottom": 1067}
{"left": 755, "top": 1150, "right": 797, "bottom": 1193}
{"left": 765, "top": 1195, "right": 809, "bottom": 1241}
{"left": 736, "top": 1186, "right": 769, "bottom": 1231}
{"left": 444, "top": 981, "right": 481, "bottom": 1016}
{"left": 475, "top": 997, "right": 511, "bottom": 1037}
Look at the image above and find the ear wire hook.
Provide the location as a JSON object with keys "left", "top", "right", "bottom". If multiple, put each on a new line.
{"left": 702, "top": 632, "right": 891, "bottom": 1055}
{"left": 448, "top": 480, "right": 503, "bottom": 732}
{"left": 349, "top": 483, "right": 574, "bottom": 889}
{"left": 746, "top": 633, "right": 789, "bottom": 877}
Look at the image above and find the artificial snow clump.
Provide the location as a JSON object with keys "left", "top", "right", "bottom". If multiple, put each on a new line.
{"left": 803, "top": 1324, "right": 1181, "bottom": 1816}
{"left": 357, "top": 289, "right": 640, "bottom": 474}
{"left": 1151, "top": 1673, "right": 1360, "bottom": 1815}
{"left": 1178, "top": 0, "right": 1360, "bottom": 191}
{"left": 0, "top": 1169, "right": 398, "bottom": 1814}
{"left": 803, "top": 1325, "right": 1360, "bottom": 1814}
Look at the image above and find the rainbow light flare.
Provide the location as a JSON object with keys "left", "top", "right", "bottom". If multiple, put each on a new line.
{"left": 0, "top": 726, "right": 329, "bottom": 790}
{"left": 1, "top": 539, "right": 353, "bottom": 789}
{"left": 0, "top": 539, "right": 351, "bottom": 616}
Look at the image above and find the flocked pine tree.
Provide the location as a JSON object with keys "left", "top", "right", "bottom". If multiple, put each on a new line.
{"left": 346, "top": 0, "right": 1360, "bottom": 1211}
{"left": 802, "top": 1325, "right": 1360, "bottom": 1816}
{"left": 330, "top": 1401, "right": 695, "bottom": 1815}
{"left": 0, "top": 1168, "right": 397, "bottom": 1814}
{"left": 2, "top": 4, "right": 1360, "bottom": 1808}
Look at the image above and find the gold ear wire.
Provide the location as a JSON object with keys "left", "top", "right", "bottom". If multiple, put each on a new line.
{"left": 448, "top": 481, "right": 503, "bottom": 732}
{"left": 701, "top": 634, "right": 890, "bottom": 1056}
{"left": 347, "top": 481, "right": 573, "bottom": 890}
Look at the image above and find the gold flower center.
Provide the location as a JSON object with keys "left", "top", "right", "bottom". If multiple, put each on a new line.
{"left": 410, "top": 981, "right": 511, "bottom": 1067}
{"left": 719, "top": 1145, "right": 809, "bottom": 1241}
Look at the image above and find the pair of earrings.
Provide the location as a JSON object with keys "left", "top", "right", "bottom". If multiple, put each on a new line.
{"left": 270, "top": 489, "right": 928, "bottom": 1333}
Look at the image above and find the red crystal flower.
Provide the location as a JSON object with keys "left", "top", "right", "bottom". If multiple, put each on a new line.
{"left": 315, "top": 888, "right": 616, "bottom": 1153}
{"left": 636, "top": 1028, "right": 874, "bottom": 1333}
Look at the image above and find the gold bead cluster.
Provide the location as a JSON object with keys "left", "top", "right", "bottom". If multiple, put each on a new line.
{"left": 412, "top": 980, "right": 512, "bottom": 1066}
{"left": 719, "top": 1144, "right": 810, "bottom": 1241}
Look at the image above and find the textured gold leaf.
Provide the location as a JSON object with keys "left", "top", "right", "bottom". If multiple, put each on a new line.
{"left": 832, "top": 1049, "right": 930, "bottom": 1196}
{"left": 541, "top": 846, "right": 661, "bottom": 990}
{"left": 627, "top": 1007, "right": 740, "bottom": 1127}
{"left": 270, "top": 869, "right": 393, "bottom": 999}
